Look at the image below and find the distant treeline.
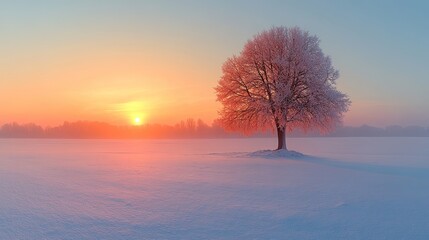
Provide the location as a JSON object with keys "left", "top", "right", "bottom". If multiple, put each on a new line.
{"left": 0, "top": 119, "right": 428, "bottom": 138}
{"left": 0, "top": 119, "right": 246, "bottom": 139}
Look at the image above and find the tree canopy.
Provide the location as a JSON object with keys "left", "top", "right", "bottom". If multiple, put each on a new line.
{"left": 216, "top": 26, "right": 350, "bottom": 150}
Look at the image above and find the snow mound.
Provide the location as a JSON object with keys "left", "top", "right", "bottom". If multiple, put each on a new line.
{"left": 247, "top": 149, "right": 305, "bottom": 159}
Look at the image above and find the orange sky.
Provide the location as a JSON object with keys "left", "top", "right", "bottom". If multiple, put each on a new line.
{"left": 1, "top": 30, "right": 222, "bottom": 126}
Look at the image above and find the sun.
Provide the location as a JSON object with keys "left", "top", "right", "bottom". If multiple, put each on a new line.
{"left": 130, "top": 114, "right": 145, "bottom": 126}
{"left": 134, "top": 117, "right": 142, "bottom": 125}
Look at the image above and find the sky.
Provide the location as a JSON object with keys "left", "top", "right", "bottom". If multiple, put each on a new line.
{"left": 1, "top": 0, "right": 428, "bottom": 127}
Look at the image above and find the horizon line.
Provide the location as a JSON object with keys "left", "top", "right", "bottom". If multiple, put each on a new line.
{"left": 1, "top": 120, "right": 428, "bottom": 129}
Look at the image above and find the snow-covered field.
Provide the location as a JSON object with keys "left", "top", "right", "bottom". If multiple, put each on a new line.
{"left": 1, "top": 138, "right": 429, "bottom": 240}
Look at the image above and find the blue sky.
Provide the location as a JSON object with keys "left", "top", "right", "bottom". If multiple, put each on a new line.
{"left": 1, "top": 0, "right": 428, "bottom": 127}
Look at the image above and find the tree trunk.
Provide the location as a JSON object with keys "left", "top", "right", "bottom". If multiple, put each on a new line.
{"left": 276, "top": 126, "right": 287, "bottom": 150}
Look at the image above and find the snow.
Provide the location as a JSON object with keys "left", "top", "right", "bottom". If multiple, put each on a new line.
{"left": 246, "top": 149, "right": 305, "bottom": 159}
{"left": 1, "top": 138, "right": 429, "bottom": 239}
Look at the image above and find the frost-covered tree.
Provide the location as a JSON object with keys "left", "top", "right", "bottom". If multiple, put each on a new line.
{"left": 215, "top": 27, "right": 350, "bottom": 150}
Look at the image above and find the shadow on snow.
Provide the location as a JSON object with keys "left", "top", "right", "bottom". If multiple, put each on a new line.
{"left": 208, "top": 149, "right": 429, "bottom": 179}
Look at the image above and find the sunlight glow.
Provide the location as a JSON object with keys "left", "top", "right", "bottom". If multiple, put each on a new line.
{"left": 134, "top": 117, "right": 142, "bottom": 125}
{"left": 107, "top": 100, "right": 148, "bottom": 125}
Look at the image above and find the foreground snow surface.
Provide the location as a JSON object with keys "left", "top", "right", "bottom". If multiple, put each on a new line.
{"left": 1, "top": 138, "right": 429, "bottom": 240}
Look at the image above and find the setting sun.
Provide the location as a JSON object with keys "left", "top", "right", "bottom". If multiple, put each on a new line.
{"left": 134, "top": 117, "right": 142, "bottom": 125}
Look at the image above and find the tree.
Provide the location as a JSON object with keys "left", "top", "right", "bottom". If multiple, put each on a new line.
{"left": 215, "top": 27, "right": 350, "bottom": 150}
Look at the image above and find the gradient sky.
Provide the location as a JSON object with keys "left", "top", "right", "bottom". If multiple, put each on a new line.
{"left": 1, "top": 0, "right": 428, "bottom": 127}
